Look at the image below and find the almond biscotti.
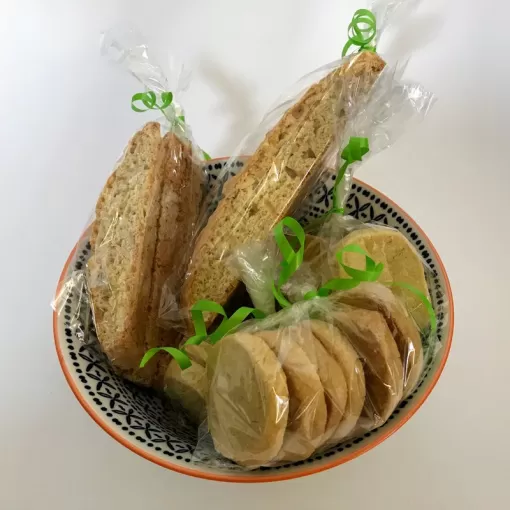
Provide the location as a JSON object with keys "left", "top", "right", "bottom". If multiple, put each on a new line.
{"left": 88, "top": 123, "right": 202, "bottom": 386}
{"left": 181, "top": 52, "right": 385, "bottom": 323}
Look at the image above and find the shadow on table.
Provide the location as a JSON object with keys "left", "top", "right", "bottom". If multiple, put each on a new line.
{"left": 197, "top": 56, "right": 259, "bottom": 156}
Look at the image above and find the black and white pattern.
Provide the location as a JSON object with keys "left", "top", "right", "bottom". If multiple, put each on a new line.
{"left": 55, "top": 157, "right": 450, "bottom": 477}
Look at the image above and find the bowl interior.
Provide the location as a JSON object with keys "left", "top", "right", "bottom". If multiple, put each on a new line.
{"left": 54, "top": 157, "right": 452, "bottom": 482}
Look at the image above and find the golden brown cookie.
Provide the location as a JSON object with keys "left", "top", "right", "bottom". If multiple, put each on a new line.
{"left": 290, "top": 322, "right": 348, "bottom": 448}
{"left": 332, "top": 228, "right": 430, "bottom": 330}
{"left": 208, "top": 332, "right": 289, "bottom": 467}
{"left": 163, "top": 344, "right": 211, "bottom": 424}
{"left": 258, "top": 327, "right": 327, "bottom": 461}
{"left": 307, "top": 320, "right": 366, "bottom": 442}
{"left": 331, "top": 308, "right": 403, "bottom": 428}
{"left": 164, "top": 361, "right": 207, "bottom": 424}
{"left": 332, "top": 282, "right": 423, "bottom": 396}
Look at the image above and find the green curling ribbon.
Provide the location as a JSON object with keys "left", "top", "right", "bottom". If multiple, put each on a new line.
{"left": 139, "top": 300, "right": 266, "bottom": 371}
{"left": 271, "top": 219, "right": 436, "bottom": 335}
{"left": 332, "top": 137, "right": 369, "bottom": 214}
{"left": 140, "top": 346, "right": 192, "bottom": 371}
{"left": 271, "top": 217, "right": 306, "bottom": 308}
{"left": 131, "top": 91, "right": 173, "bottom": 113}
{"left": 391, "top": 282, "right": 438, "bottom": 335}
{"left": 302, "top": 244, "right": 383, "bottom": 300}
{"left": 188, "top": 299, "right": 226, "bottom": 340}
{"left": 336, "top": 244, "right": 383, "bottom": 280}
{"left": 337, "top": 138, "right": 370, "bottom": 186}
{"left": 132, "top": 94, "right": 212, "bottom": 161}
{"left": 185, "top": 299, "right": 265, "bottom": 345}
{"left": 207, "top": 305, "right": 266, "bottom": 343}
{"left": 342, "top": 9, "right": 377, "bottom": 57}
{"left": 304, "top": 137, "right": 370, "bottom": 232}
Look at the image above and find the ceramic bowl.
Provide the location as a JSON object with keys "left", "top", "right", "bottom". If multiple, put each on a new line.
{"left": 53, "top": 157, "right": 454, "bottom": 482}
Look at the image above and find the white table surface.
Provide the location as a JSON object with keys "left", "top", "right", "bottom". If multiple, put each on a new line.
{"left": 1, "top": 0, "right": 509, "bottom": 508}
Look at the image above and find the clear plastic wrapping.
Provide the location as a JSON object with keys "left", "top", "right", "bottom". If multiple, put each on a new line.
{"left": 52, "top": 1, "right": 444, "bottom": 473}
{"left": 180, "top": 50, "right": 385, "bottom": 330}
{"left": 153, "top": 199, "right": 444, "bottom": 470}
{"left": 179, "top": 51, "right": 434, "bottom": 331}
{"left": 227, "top": 240, "right": 279, "bottom": 315}
{"left": 163, "top": 344, "right": 211, "bottom": 424}
{"left": 300, "top": 214, "right": 434, "bottom": 332}
{"left": 53, "top": 30, "right": 205, "bottom": 387}
{"left": 231, "top": 214, "right": 437, "bottom": 337}
{"left": 194, "top": 272, "right": 442, "bottom": 469}
{"left": 187, "top": 213, "right": 444, "bottom": 470}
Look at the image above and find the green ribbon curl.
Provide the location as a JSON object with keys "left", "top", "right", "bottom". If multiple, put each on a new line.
{"left": 131, "top": 92, "right": 212, "bottom": 161}
{"left": 271, "top": 217, "right": 437, "bottom": 335}
{"left": 140, "top": 346, "right": 192, "bottom": 371}
{"left": 303, "top": 244, "right": 384, "bottom": 300}
{"left": 342, "top": 9, "right": 377, "bottom": 58}
{"left": 271, "top": 217, "right": 383, "bottom": 303}
{"left": 332, "top": 137, "right": 370, "bottom": 214}
{"left": 186, "top": 299, "right": 266, "bottom": 345}
{"left": 139, "top": 300, "right": 266, "bottom": 370}
{"left": 391, "top": 282, "right": 438, "bottom": 336}
{"left": 131, "top": 91, "right": 173, "bottom": 114}
{"left": 271, "top": 217, "right": 306, "bottom": 308}
{"left": 304, "top": 137, "right": 370, "bottom": 234}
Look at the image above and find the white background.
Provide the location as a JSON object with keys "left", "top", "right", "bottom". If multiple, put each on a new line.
{"left": 1, "top": 0, "right": 509, "bottom": 508}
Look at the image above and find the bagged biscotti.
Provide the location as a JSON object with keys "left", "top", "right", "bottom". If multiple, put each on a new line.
{"left": 54, "top": 30, "right": 207, "bottom": 387}
{"left": 87, "top": 126, "right": 203, "bottom": 387}
{"left": 180, "top": 53, "right": 434, "bottom": 328}
{"left": 180, "top": 50, "right": 385, "bottom": 327}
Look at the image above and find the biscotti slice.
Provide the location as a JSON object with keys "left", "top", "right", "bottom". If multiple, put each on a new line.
{"left": 88, "top": 122, "right": 164, "bottom": 384}
{"left": 181, "top": 51, "right": 385, "bottom": 323}
{"left": 144, "top": 135, "right": 203, "bottom": 385}
{"left": 87, "top": 124, "right": 201, "bottom": 386}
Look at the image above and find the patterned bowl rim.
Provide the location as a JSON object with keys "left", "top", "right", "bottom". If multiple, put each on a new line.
{"left": 53, "top": 162, "right": 454, "bottom": 483}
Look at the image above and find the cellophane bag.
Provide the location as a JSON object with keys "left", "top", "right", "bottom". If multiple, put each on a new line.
{"left": 189, "top": 201, "right": 447, "bottom": 469}
{"left": 225, "top": 57, "right": 436, "bottom": 325}
{"left": 227, "top": 240, "right": 280, "bottom": 315}
{"left": 178, "top": 0, "right": 434, "bottom": 333}
{"left": 298, "top": 213, "right": 443, "bottom": 374}
{"left": 231, "top": 212, "right": 441, "bottom": 361}
{"left": 52, "top": 29, "right": 207, "bottom": 387}
{"left": 191, "top": 268, "right": 443, "bottom": 470}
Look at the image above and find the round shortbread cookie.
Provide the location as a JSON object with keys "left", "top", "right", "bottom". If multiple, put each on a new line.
{"left": 331, "top": 308, "right": 403, "bottom": 428}
{"left": 290, "top": 321, "right": 348, "bottom": 448}
{"left": 258, "top": 327, "right": 327, "bottom": 461}
{"left": 332, "top": 228, "right": 430, "bottom": 330}
{"left": 164, "top": 360, "right": 207, "bottom": 424}
{"left": 307, "top": 320, "right": 366, "bottom": 442}
{"left": 163, "top": 344, "right": 211, "bottom": 424}
{"left": 208, "top": 332, "right": 289, "bottom": 467}
{"left": 332, "top": 282, "right": 423, "bottom": 396}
